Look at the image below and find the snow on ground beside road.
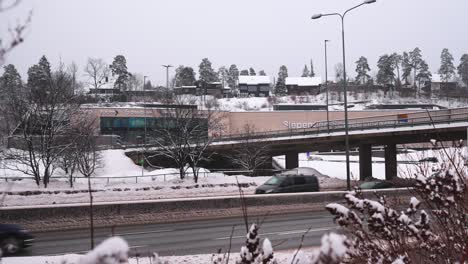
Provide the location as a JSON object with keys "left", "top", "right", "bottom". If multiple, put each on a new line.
{"left": 1, "top": 172, "right": 270, "bottom": 206}
{"left": 3, "top": 251, "right": 315, "bottom": 264}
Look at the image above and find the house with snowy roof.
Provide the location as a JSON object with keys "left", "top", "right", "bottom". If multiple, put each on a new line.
{"left": 285, "top": 77, "right": 322, "bottom": 95}
{"left": 238, "top": 75, "right": 271, "bottom": 97}
{"left": 88, "top": 75, "right": 121, "bottom": 98}
{"left": 430, "top": 74, "right": 457, "bottom": 92}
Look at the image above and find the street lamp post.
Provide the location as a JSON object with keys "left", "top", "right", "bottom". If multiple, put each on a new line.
{"left": 324, "top": 39, "right": 330, "bottom": 132}
{"left": 312, "top": 0, "right": 376, "bottom": 191}
{"left": 143, "top": 75, "right": 148, "bottom": 144}
{"left": 162, "top": 65, "right": 173, "bottom": 89}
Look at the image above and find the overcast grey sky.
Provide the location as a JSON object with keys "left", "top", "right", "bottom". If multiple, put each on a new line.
{"left": 1, "top": 0, "right": 467, "bottom": 86}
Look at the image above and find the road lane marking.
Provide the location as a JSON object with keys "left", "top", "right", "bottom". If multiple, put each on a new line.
{"left": 214, "top": 227, "right": 334, "bottom": 240}
{"left": 115, "top": 229, "right": 174, "bottom": 236}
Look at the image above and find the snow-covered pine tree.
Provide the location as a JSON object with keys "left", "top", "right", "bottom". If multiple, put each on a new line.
{"left": 238, "top": 223, "right": 260, "bottom": 264}
{"left": 457, "top": 54, "right": 468, "bottom": 87}
{"left": 301, "top": 65, "right": 310, "bottom": 77}
{"left": 438, "top": 48, "right": 456, "bottom": 83}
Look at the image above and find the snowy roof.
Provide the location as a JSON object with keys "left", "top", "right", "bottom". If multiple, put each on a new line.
{"left": 285, "top": 77, "right": 322, "bottom": 86}
{"left": 238, "top": 75, "right": 271, "bottom": 85}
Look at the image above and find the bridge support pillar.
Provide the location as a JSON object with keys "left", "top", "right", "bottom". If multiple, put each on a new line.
{"left": 285, "top": 152, "right": 299, "bottom": 169}
{"left": 359, "top": 144, "right": 372, "bottom": 181}
{"left": 384, "top": 144, "right": 397, "bottom": 180}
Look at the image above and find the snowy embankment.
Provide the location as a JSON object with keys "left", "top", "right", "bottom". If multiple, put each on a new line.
{"left": 0, "top": 149, "right": 270, "bottom": 207}
{"left": 1, "top": 146, "right": 454, "bottom": 207}
{"left": 214, "top": 92, "right": 468, "bottom": 112}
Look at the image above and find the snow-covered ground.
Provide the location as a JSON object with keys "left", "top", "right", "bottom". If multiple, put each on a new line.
{"left": 3, "top": 251, "right": 314, "bottom": 264}
{"left": 1, "top": 146, "right": 463, "bottom": 207}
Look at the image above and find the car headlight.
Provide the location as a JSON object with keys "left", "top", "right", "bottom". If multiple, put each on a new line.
{"left": 264, "top": 189, "right": 274, "bottom": 194}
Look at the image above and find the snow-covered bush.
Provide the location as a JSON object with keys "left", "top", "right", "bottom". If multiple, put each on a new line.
{"left": 324, "top": 143, "right": 467, "bottom": 263}
{"left": 78, "top": 236, "right": 129, "bottom": 264}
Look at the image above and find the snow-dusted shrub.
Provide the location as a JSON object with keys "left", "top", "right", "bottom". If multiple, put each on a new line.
{"left": 324, "top": 144, "right": 467, "bottom": 263}
{"left": 236, "top": 223, "right": 277, "bottom": 264}
{"left": 310, "top": 233, "right": 350, "bottom": 264}
{"left": 79, "top": 236, "right": 128, "bottom": 264}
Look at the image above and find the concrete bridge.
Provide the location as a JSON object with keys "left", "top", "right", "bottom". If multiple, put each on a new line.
{"left": 126, "top": 107, "right": 468, "bottom": 180}
{"left": 209, "top": 107, "right": 468, "bottom": 180}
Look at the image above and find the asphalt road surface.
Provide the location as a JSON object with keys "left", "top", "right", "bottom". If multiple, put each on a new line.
{"left": 19, "top": 210, "right": 338, "bottom": 257}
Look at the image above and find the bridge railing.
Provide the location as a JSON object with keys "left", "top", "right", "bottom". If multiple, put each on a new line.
{"left": 213, "top": 107, "right": 468, "bottom": 142}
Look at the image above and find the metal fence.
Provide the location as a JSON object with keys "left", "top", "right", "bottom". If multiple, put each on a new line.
{"left": 0, "top": 169, "right": 281, "bottom": 184}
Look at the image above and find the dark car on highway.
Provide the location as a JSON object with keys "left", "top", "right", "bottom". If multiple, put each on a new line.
{"left": 255, "top": 174, "right": 320, "bottom": 194}
{"left": 0, "top": 224, "right": 34, "bottom": 255}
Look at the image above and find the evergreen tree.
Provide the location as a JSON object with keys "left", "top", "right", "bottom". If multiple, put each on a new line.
{"left": 0, "top": 64, "right": 22, "bottom": 101}
{"left": 416, "top": 60, "right": 431, "bottom": 88}
{"left": 27, "top": 55, "right": 52, "bottom": 91}
{"left": 240, "top": 69, "right": 249, "bottom": 76}
{"left": 227, "top": 64, "right": 239, "bottom": 88}
{"left": 198, "top": 58, "right": 217, "bottom": 83}
{"left": 457, "top": 54, "right": 468, "bottom": 87}
{"left": 274, "top": 65, "right": 288, "bottom": 95}
{"left": 391, "top": 53, "right": 402, "bottom": 88}
{"left": 309, "top": 59, "right": 315, "bottom": 77}
{"left": 409, "top": 48, "right": 423, "bottom": 87}
{"left": 438, "top": 48, "right": 456, "bottom": 83}
{"left": 174, "top": 66, "right": 196, "bottom": 87}
{"left": 144, "top": 80, "right": 153, "bottom": 90}
{"left": 218, "top": 66, "right": 229, "bottom": 87}
{"left": 401, "top": 52, "right": 412, "bottom": 85}
{"left": 301, "top": 65, "right": 310, "bottom": 77}
{"left": 110, "top": 55, "right": 131, "bottom": 91}
{"left": 249, "top": 67, "right": 256, "bottom": 76}
{"left": 355, "top": 56, "right": 371, "bottom": 84}
{"left": 376, "top": 54, "right": 395, "bottom": 86}
{"left": 258, "top": 70, "right": 266, "bottom": 76}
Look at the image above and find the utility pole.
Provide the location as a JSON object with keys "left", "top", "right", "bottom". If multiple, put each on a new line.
{"left": 162, "top": 65, "right": 173, "bottom": 89}
{"left": 325, "top": 39, "right": 330, "bottom": 132}
{"left": 312, "top": 0, "right": 377, "bottom": 190}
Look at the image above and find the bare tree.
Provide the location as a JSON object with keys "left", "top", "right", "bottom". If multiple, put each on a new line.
{"left": 3, "top": 61, "right": 81, "bottom": 187}
{"left": 73, "top": 117, "right": 101, "bottom": 249}
{"left": 84, "top": 58, "right": 110, "bottom": 89}
{"left": 147, "top": 96, "right": 224, "bottom": 182}
{"left": 0, "top": 1, "right": 31, "bottom": 66}
{"left": 226, "top": 124, "right": 271, "bottom": 175}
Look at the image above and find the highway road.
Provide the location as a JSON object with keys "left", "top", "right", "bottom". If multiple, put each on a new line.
{"left": 19, "top": 210, "right": 338, "bottom": 257}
